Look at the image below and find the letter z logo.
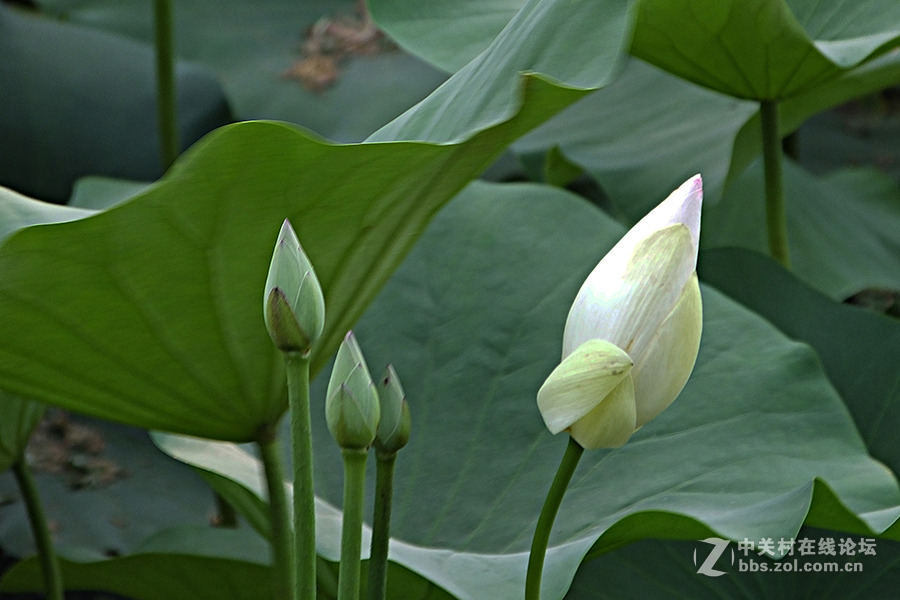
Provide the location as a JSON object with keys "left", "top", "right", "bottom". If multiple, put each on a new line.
{"left": 694, "top": 537, "right": 733, "bottom": 577}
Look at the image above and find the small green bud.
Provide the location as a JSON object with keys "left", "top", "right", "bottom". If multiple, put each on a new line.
{"left": 263, "top": 219, "right": 325, "bottom": 355}
{"left": 325, "top": 331, "right": 381, "bottom": 450}
{"left": 374, "top": 365, "right": 411, "bottom": 455}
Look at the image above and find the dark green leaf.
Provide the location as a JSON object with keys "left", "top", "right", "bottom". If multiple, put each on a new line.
{"left": 630, "top": 0, "right": 900, "bottom": 100}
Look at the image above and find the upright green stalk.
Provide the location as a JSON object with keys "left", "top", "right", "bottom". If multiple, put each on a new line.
{"left": 759, "top": 99, "right": 791, "bottom": 268}
{"left": 286, "top": 352, "right": 317, "bottom": 600}
{"left": 338, "top": 449, "right": 368, "bottom": 600}
{"left": 12, "top": 458, "right": 63, "bottom": 600}
{"left": 366, "top": 451, "right": 397, "bottom": 600}
{"left": 525, "top": 437, "right": 584, "bottom": 600}
{"left": 153, "top": 0, "right": 179, "bottom": 168}
{"left": 258, "top": 425, "right": 295, "bottom": 600}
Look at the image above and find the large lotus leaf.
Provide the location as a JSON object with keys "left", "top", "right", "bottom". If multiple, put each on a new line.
{"left": 630, "top": 0, "right": 900, "bottom": 101}
{"left": 0, "top": 5, "right": 231, "bottom": 203}
{"left": 156, "top": 181, "right": 898, "bottom": 600}
{"left": 32, "top": 0, "right": 447, "bottom": 141}
{"left": 368, "top": 0, "right": 630, "bottom": 143}
{"left": 370, "top": 0, "right": 900, "bottom": 101}
{"left": 0, "top": 392, "right": 44, "bottom": 472}
{"left": 0, "top": 0, "right": 629, "bottom": 441}
{"left": 565, "top": 531, "right": 900, "bottom": 599}
{"left": 702, "top": 161, "right": 900, "bottom": 299}
{"left": 514, "top": 50, "right": 900, "bottom": 222}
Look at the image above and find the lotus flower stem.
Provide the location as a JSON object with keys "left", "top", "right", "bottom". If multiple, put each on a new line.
{"left": 286, "top": 352, "right": 317, "bottom": 600}
{"left": 525, "top": 437, "right": 584, "bottom": 600}
{"left": 338, "top": 448, "right": 369, "bottom": 600}
{"left": 759, "top": 99, "right": 791, "bottom": 269}
{"left": 257, "top": 426, "right": 295, "bottom": 600}
{"left": 153, "top": 0, "right": 179, "bottom": 168}
{"left": 366, "top": 451, "right": 397, "bottom": 600}
{"left": 13, "top": 458, "right": 63, "bottom": 600}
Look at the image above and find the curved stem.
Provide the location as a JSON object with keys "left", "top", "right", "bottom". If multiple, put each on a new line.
{"left": 525, "top": 437, "right": 584, "bottom": 600}
{"left": 286, "top": 352, "right": 317, "bottom": 600}
{"left": 258, "top": 427, "right": 295, "bottom": 600}
{"left": 13, "top": 458, "right": 64, "bottom": 600}
{"left": 338, "top": 449, "right": 368, "bottom": 600}
{"left": 366, "top": 451, "right": 397, "bottom": 600}
{"left": 760, "top": 99, "right": 791, "bottom": 269}
{"left": 153, "top": 0, "right": 179, "bottom": 168}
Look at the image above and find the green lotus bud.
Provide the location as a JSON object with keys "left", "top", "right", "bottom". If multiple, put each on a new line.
{"left": 263, "top": 219, "right": 325, "bottom": 355}
{"left": 374, "top": 365, "right": 411, "bottom": 455}
{"left": 326, "top": 331, "right": 381, "bottom": 450}
{"left": 538, "top": 175, "right": 704, "bottom": 449}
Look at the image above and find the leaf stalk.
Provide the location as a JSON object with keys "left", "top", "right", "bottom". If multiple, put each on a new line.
{"left": 13, "top": 458, "right": 64, "bottom": 600}
{"left": 366, "top": 451, "right": 397, "bottom": 600}
{"left": 153, "top": 0, "right": 179, "bottom": 168}
{"left": 760, "top": 99, "right": 792, "bottom": 268}
{"left": 258, "top": 426, "right": 295, "bottom": 600}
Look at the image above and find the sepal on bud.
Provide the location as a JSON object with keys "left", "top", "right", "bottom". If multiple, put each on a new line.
{"left": 264, "top": 219, "right": 325, "bottom": 355}
{"left": 325, "top": 331, "right": 381, "bottom": 450}
{"left": 537, "top": 339, "right": 636, "bottom": 449}
{"left": 374, "top": 365, "right": 411, "bottom": 455}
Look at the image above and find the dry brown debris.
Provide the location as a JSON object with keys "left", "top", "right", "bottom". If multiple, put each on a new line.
{"left": 25, "top": 410, "right": 126, "bottom": 489}
{"left": 282, "top": 0, "right": 394, "bottom": 92}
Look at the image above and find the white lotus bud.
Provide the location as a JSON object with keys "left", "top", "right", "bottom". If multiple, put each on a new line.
{"left": 537, "top": 175, "right": 704, "bottom": 449}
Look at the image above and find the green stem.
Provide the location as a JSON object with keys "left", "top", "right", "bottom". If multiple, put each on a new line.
{"left": 258, "top": 426, "right": 295, "bottom": 600}
{"left": 366, "top": 451, "right": 397, "bottom": 600}
{"left": 338, "top": 449, "right": 368, "bottom": 600}
{"left": 286, "top": 352, "right": 317, "bottom": 600}
{"left": 153, "top": 0, "right": 179, "bottom": 168}
{"left": 12, "top": 458, "right": 63, "bottom": 600}
{"left": 759, "top": 99, "right": 791, "bottom": 269}
{"left": 525, "top": 437, "right": 584, "bottom": 600}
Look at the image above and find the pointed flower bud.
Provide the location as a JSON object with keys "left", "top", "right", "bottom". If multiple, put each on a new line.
{"left": 537, "top": 175, "right": 704, "bottom": 449}
{"left": 374, "top": 365, "right": 411, "bottom": 455}
{"left": 264, "top": 219, "right": 325, "bottom": 355}
{"left": 326, "top": 331, "right": 381, "bottom": 450}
